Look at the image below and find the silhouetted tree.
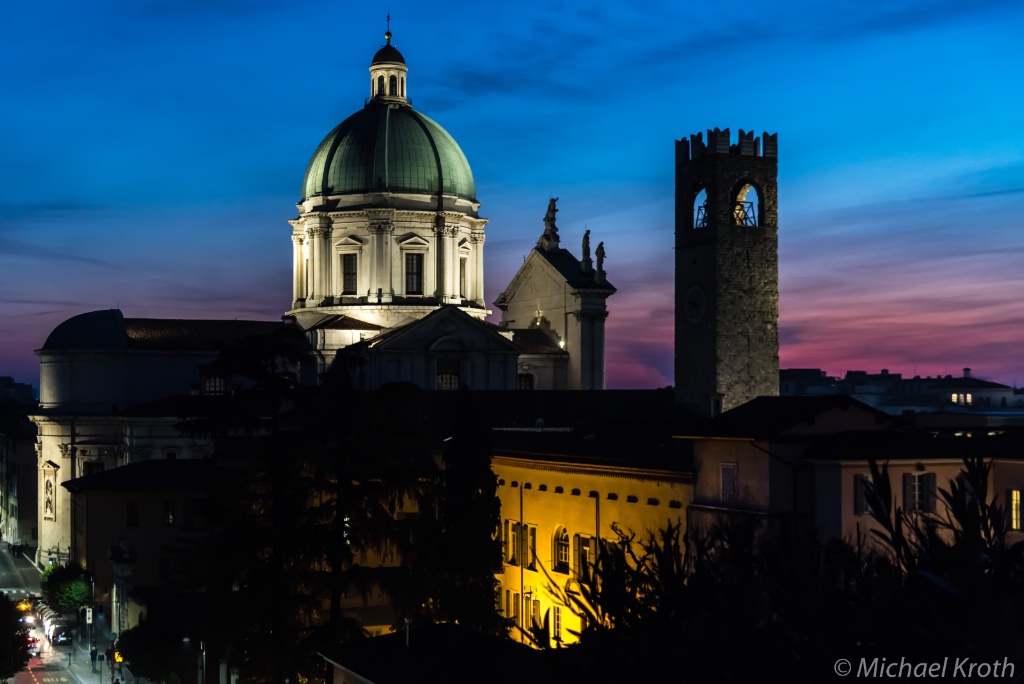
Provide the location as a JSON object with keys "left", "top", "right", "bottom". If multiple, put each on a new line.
{"left": 0, "top": 594, "right": 30, "bottom": 682}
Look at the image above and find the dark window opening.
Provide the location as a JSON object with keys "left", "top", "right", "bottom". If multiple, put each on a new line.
{"left": 342, "top": 253, "right": 357, "bottom": 295}
{"left": 405, "top": 253, "right": 423, "bottom": 294}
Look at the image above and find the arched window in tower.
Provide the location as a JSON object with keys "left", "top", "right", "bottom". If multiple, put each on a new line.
{"left": 694, "top": 188, "right": 708, "bottom": 229}
{"left": 377, "top": 75, "right": 385, "bottom": 96}
{"left": 401, "top": 77, "right": 405, "bottom": 97}
{"left": 733, "top": 183, "right": 760, "bottom": 226}
{"left": 389, "top": 75, "right": 398, "bottom": 95}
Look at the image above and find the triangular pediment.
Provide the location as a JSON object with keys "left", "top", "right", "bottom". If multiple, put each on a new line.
{"left": 336, "top": 235, "right": 365, "bottom": 246}
{"left": 397, "top": 234, "right": 431, "bottom": 247}
{"left": 361, "top": 306, "right": 521, "bottom": 354}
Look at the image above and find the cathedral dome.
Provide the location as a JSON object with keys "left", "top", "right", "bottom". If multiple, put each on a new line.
{"left": 300, "top": 29, "right": 475, "bottom": 203}
{"left": 300, "top": 103, "right": 476, "bottom": 203}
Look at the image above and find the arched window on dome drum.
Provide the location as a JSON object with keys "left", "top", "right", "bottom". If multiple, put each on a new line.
{"left": 389, "top": 75, "right": 397, "bottom": 96}
{"left": 401, "top": 77, "right": 405, "bottom": 97}
{"left": 377, "top": 75, "right": 385, "bottom": 96}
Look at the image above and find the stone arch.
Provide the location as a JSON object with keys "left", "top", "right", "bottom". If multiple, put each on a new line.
{"left": 731, "top": 180, "right": 762, "bottom": 226}
{"left": 693, "top": 186, "right": 708, "bottom": 229}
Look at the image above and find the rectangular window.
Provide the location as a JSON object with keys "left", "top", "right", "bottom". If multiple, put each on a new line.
{"left": 553, "top": 605, "right": 562, "bottom": 642}
{"left": 512, "top": 592, "right": 520, "bottom": 627}
{"left": 505, "top": 521, "right": 519, "bottom": 566}
{"left": 903, "top": 472, "right": 937, "bottom": 513}
{"left": 531, "top": 599, "right": 541, "bottom": 629}
{"left": 854, "top": 474, "right": 869, "bottom": 516}
{"left": 127, "top": 500, "right": 139, "bottom": 528}
{"left": 721, "top": 463, "right": 738, "bottom": 502}
{"left": 405, "top": 253, "right": 423, "bottom": 295}
{"left": 83, "top": 461, "right": 105, "bottom": 477}
{"left": 459, "top": 258, "right": 467, "bottom": 298}
{"left": 526, "top": 525, "right": 537, "bottom": 570}
{"left": 572, "top": 534, "right": 595, "bottom": 580}
{"left": 1010, "top": 490, "right": 1021, "bottom": 531}
{"left": 163, "top": 500, "right": 176, "bottom": 526}
{"left": 342, "top": 253, "right": 357, "bottom": 295}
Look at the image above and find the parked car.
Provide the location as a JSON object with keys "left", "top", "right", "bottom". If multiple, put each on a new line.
{"left": 26, "top": 635, "right": 40, "bottom": 656}
{"left": 52, "top": 626, "right": 74, "bottom": 645}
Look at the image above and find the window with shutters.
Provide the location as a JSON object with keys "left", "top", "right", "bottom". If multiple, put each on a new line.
{"left": 903, "top": 472, "right": 937, "bottom": 513}
{"left": 553, "top": 526, "right": 569, "bottom": 574}
{"left": 553, "top": 605, "right": 562, "bottom": 643}
{"left": 572, "top": 534, "right": 596, "bottom": 580}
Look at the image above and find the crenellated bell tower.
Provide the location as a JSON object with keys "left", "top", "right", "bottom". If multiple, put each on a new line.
{"left": 674, "top": 127, "right": 780, "bottom": 417}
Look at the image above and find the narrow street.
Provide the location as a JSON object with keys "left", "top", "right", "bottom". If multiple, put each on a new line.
{"left": 1, "top": 547, "right": 110, "bottom": 684}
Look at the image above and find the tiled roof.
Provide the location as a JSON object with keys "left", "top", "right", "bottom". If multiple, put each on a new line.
{"left": 62, "top": 459, "right": 216, "bottom": 493}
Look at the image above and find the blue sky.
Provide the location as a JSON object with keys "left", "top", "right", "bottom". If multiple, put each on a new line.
{"left": 2, "top": 0, "right": 1022, "bottom": 389}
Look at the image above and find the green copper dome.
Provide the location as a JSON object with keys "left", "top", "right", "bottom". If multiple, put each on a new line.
{"left": 301, "top": 102, "right": 476, "bottom": 203}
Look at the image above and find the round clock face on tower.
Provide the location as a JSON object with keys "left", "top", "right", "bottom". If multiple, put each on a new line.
{"left": 684, "top": 284, "right": 707, "bottom": 324}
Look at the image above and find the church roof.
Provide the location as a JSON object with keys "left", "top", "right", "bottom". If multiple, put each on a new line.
{"left": 371, "top": 43, "right": 405, "bottom": 65}
{"left": 40, "top": 309, "right": 293, "bottom": 352}
{"left": 533, "top": 246, "right": 616, "bottom": 291}
{"left": 510, "top": 328, "right": 567, "bottom": 354}
{"left": 345, "top": 305, "right": 520, "bottom": 354}
{"left": 692, "top": 395, "right": 893, "bottom": 440}
{"left": 301, "top": 102, "right": 475, "bottom": 203}
{"left": 62, "top": 458, "right": 216, "bottom": 493}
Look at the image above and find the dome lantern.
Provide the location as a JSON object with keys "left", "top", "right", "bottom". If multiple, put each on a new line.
{"left": 369, "top": 19, "right": 408, "bottom": 103}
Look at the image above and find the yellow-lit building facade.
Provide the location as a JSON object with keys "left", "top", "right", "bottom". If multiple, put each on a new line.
{"left": 492, "top": 449, "right": 693, "bottom": 646}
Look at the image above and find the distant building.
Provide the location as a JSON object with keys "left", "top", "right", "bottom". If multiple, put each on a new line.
{"left": 780, "top": 367, "right": 1021, "bottom": 415}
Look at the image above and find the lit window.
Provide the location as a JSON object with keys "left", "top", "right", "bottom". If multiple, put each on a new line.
{"left": 966, "top": 393, "right": 973, "bottom": 405}
{"left": 903, "top": 472, "right": 936, "bottom": 513}
{"left": 342, "top": 254, "right": 357, "bottom": 295}
{"left": 952, "top": 393, "right": 958, "bottom": 404}
{"left": 437, "top": 373, "right": 460, "bottom": 391}
{"left": 437, "top": 358, "right": 461, "bottom": 390}
{"left": 205, "top": 377, "right": 226, "bottom": 396}
{"left": 1010, "top": 490, "right": 1021, "bottom": 531}
{"left": 721, "top": 463, "right": 738, "bottom": 502}
{"left": 405, "top": 253, "right": 423, "bottom": 294}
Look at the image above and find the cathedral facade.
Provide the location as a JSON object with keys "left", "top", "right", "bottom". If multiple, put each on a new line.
{"left": 30, "top": 29, "right": 614, "bottom": 576}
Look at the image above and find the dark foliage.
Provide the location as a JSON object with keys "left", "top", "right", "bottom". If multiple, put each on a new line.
{"left": 555, "top": 458, "right": 1024, "bottom": 682}
{"left": 0, "top": 594, "right": 30, "bottom": 681}
{"left": 39, "top": 563, "right": 92, "bottom": 612}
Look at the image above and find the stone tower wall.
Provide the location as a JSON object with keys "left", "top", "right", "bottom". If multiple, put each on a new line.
{"left": 674, "top": 128, "right": 780, "bottom": 416}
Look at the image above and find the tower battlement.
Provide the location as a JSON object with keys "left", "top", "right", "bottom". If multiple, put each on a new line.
{"left": 680, "top": 127, "right": 778, "bottom": 160}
